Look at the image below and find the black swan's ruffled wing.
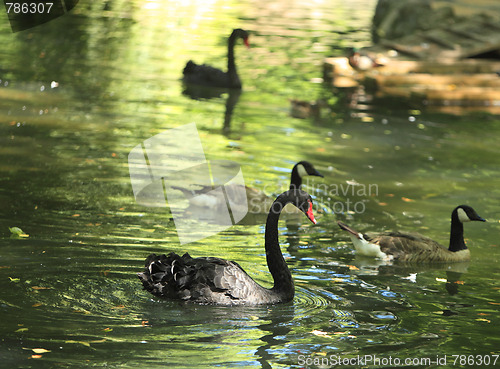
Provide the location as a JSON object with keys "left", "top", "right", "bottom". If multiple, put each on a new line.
{"left": 137, "top": 253, "right": 263, "bottom": 304}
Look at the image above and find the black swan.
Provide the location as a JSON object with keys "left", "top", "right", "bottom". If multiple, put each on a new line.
{"left": 137, "top": 189, "right": 316, "bottom": 305}
{"left": 337, "top": 205, "right": 485, "bottom": 262}
{"left": 182, "top": 28, "right": 249, "bottom": 89}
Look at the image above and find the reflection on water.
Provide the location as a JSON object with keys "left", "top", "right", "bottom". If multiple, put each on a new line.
{"left": 1, "top": 0, "right": 500, "bottom": 367}
{"left": 182, "top": 84, "right": 242, "bottom": 134}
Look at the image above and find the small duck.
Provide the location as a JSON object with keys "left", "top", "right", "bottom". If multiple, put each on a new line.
{"left": 347, "top": 47, "right": 383, "bottom": 71}
{"left": 337, "top": 205, "right": 486, "bottom": 262}
{"left": 290, "top": 99, "right": 326, "bottom": 119}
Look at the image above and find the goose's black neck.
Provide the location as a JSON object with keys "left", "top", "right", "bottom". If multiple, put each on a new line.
{"left": 265, "top": 194, "right": 294, "bottom": 300}
{"left": 449, "top": 210, "right": 467, "bottom": 252}
{"left": 289, "top": 167, "right": 302, "bottom": 190}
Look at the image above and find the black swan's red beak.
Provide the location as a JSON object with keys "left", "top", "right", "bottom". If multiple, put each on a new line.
{"left": 306, "top": 201, "right": 316, "bottom": 224}
{"left": 244, "top": 37, "right": 250, "bottom": 48}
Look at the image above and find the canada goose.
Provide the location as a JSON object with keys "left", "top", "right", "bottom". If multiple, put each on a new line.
{"left": 138, "top": 189, "right": 316, "bottom": 305}
{"left": 337, "top": 205, "right": 485, "bottom": 262}
{"left": 182, "top": 29, "right": 249, "bottom": 89}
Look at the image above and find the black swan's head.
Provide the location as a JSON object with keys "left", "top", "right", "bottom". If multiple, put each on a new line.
{"left": 271, "top": 189, "right": 316, "bottom": 224}
{"left": 231, "top": 28, "right": 250, "bottom": 48}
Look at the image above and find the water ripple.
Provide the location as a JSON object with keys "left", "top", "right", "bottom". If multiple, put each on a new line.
{"left": 295, "top": 285, "right": 333, "bottom": 310}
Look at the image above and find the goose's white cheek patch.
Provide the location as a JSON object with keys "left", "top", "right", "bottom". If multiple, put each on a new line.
{"left": 296, "top": 164, "right": 308, "bottom": 178}
{"left": 457, "top": 208, "right": 471, "bottom": 223}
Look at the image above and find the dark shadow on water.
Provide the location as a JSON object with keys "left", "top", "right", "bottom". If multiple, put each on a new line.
{"left": 182, "top": 83, "right": 242, "bottom": 135}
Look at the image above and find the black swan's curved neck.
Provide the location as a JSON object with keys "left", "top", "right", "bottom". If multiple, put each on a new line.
{"left": 449, "top": 211, "right": 466, "bottom": 252}
{"left": 265, "top": 196, "right": 294, "bottom": 299}
{"left": 227, "top": 33, "right": 239, "bottom": 81}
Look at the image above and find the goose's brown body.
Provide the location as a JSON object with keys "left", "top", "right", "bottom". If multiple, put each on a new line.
{"left": 344, "top": 228, "right": 470, "bottom": 263}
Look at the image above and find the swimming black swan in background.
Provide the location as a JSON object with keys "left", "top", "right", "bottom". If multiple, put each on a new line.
{"left": 137, "top": 189, "right": 316, "bottom": 305}
{"left": 182, "top": 28, "right": 249, "bottom": 89}
{"left": 337, "top": 205, "right": 485, "bottom": 262}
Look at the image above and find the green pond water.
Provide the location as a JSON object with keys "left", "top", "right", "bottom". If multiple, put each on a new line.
{"left": 1, "top": 1, "right": 500, "bottom": 368}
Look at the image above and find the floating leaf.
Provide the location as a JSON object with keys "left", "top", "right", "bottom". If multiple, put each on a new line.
{"left": 31, "top": 286, "right": 52, "bottom": 290}
{"left": 9, "top": 277, "right": 20, "bottom": 283}
{"left": 347, "top": 265, "right": 359, "bottom": 271}
{"left": 31, "top": 355, "right": 43, "bottom": 359}
{"left": 32, "top": 348, "right": 51, "bottom": 354}
{"left": 476, "top": 318, "right": 491, "bottom": 323}
{"left": 311, "top": 329, "right": 332, "bottom": 338}
{"left": 403, "top": 273, "right": 417, "bottom": 283}
{"left": 401, "top": 197, "right": 415, "bottom": 202}
{"left": 65, "top": 340, "right": 91, "bottom": 347}
{"left": 32, "top": 303, "right": 43, "bottom": 308}
{"left": 9, "top": 227, "right": 23, "bottom": 235}
{"left": 15, "top": 328, "right": 28, "bottom": 333}
{"left": 9, "top": 227, "right": 29, "bottom": 238}
{"left": 72, "top": 309, "right": 91, "bottom": 315}
{"left": 103, "top": 328, "right": 113, "bottom": 332}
